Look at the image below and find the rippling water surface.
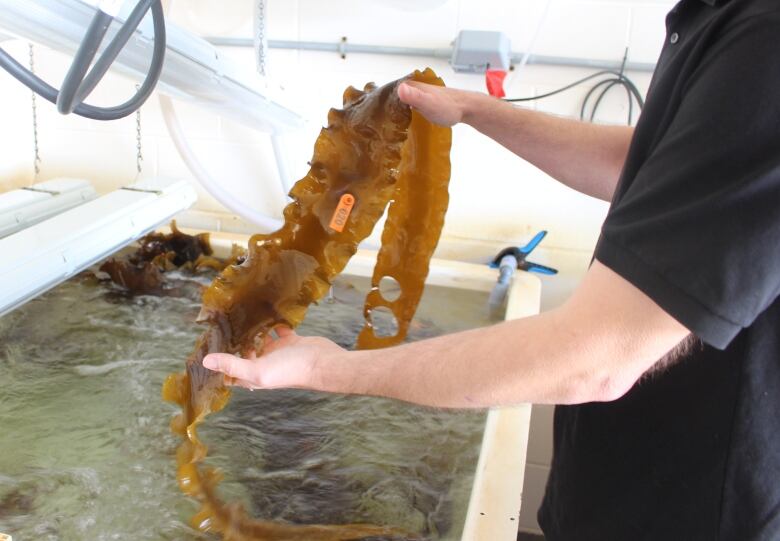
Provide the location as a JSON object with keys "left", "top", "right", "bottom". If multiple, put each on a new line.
{"left": 0, "top": 268, "right": 492, "bottom": 540}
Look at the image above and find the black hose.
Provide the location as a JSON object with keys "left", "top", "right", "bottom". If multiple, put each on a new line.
{"left": 505, "top": 70, "right": 625, "bottom": 103}
{"left": 0, "top": 0, "right": 166, "bottom": 121}
{"left": 580, "top": 78, "right": 616, "bottom": 121}
{"left": 505, "top": 49, "right": 647, "bottom": 125}
{"left": 591, "top": 81, "right": 623, "bottom": 122}
{"left": 626, "top": 83, "right": 634, "bottom": 125}
{"left": 624, "top": 77, "right": 645, "bottom": 108}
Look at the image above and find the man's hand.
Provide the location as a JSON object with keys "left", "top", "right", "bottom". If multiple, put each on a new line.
{"left": 397, "top": 81, "right": 477, "bottom": 127}
{"left": 202, "top": 327, "right": 344, "bottom": 391}
{"left": 399, "top": 80, "right": 632, "bottom": 202}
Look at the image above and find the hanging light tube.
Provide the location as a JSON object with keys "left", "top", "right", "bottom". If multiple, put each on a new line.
{"left": 0, "top": 177, "right": 196, "bottom": 318}
{"left": 0, "top": 178, "right": 97, "bottom": 239}
{"left": 0, "top": 0, "right": 305, "bottom": 133}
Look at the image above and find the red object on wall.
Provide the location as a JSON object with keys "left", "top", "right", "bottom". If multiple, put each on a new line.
{"left": 485, "top": 69, "right": 507, "bottom": 98}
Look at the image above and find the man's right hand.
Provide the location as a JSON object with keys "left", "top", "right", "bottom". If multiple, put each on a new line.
{"left": 398, "top": 81, "right": 477, "bottom": 127}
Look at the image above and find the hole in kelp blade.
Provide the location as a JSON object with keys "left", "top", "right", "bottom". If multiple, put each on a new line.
{"left": 367, "top": 306, "right": 400, "bottom": 338}
{"left": 378, "top": 275, "right": 402, "bottom": 302}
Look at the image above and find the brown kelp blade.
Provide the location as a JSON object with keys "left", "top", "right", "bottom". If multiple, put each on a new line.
{"left": 99, "top": 220, "right": 219, "bottom": 295}
{"left": 163, "top": 67, "right": 451, "bottom": 540}
{"left": 357, "top": 74, "right": 452, "bottom": 349}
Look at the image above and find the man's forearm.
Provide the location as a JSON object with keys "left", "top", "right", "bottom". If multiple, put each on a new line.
{"left": 203, "top": 263, "right": 690, "bottom": 408}
{"left": 460, "top": 93, "right": 633, "bottom": 202}
{"left": 313, "top": 309, "right": 609, "bottom": 408}
{"left": 307, "top": 261, "right": 689, "bottom": 409}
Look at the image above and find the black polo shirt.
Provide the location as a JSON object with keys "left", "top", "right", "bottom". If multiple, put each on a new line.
{"left": 539, "top": 0, "right": 780, "bottom": 540}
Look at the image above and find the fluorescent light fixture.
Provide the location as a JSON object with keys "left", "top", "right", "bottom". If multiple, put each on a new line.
{"left": 0, "top": 177, "right": 196, "bottom": 318}
{"left": 0, "top": 0, "right": 305, "bottom": 133}
{"left": 0, "top": 178, "right": 97, "bottom": 239}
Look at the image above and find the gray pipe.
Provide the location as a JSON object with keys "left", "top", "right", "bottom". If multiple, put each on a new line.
{"left": 512, "top": 53, "right": 655, "bottom": 73}
{"left": 204, "top": 37, "right": 656, "bottom": 73}
{"left": 0, "top": 0, "right": 167, "bottom": 121}
{"left": 73, "top": 0, "right": 157, "bottom": 106}
{"left": 57, "top": 9, "right": 114, "bottom": 114}
{"left": 487, "top": 254, "right": 518, "bottom": 320}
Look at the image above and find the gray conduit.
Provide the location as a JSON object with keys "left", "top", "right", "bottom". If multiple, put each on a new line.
{"left": 205, "top": 37, "right": 657, "bottom": 73}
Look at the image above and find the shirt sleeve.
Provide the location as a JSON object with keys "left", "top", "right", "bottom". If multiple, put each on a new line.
{"left": 595, "top": 13, "right": 780, "bottom": 350}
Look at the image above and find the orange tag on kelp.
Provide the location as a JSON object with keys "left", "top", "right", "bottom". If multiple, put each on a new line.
{"left": 329, "top": 194, "right": 355, "bottom": 232}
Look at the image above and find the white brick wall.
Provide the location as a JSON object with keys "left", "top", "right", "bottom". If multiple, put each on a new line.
{"left": 0, "top": 0, "right": 677, "bottom": 534}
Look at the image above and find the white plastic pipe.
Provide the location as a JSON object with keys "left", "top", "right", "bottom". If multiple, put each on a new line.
{"left": 270, "top": 133, "right": 294, "bottom": 195}
{"left": 158, "top": 94, "right": 284, "bottom": 232}
{"left": 514, "top": 0, "right": 553, "bottom": 79}
{"left": 159, "top": 0, "right": 285, "bottom": 233}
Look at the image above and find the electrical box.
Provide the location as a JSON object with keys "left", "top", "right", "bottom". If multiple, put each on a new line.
{"left": 450, "top": 30, "right": 511, "bottom": 73}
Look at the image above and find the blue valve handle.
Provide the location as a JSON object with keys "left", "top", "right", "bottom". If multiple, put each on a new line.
{"left": 519, "top": 230, "right": 547, "bottom": 254}
{"left": 525, "top": 262, "right": 558, "bottom": 275}
{"left": 489, "top": 230, "right": 558, "bottom": 275}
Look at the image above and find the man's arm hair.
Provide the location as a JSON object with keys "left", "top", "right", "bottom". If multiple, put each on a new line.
{"left": 313, "top": 260, "right": 691, "bottom": 408}
{"left": 399, "top": 82, "right": 634, "bottom": 202}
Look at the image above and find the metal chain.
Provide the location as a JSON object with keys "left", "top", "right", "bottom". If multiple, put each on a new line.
{"left": 28, "top": 44, "right": 41, "bottom": 180}
{"left": 135, "top": 84, "right": 143, "bottom": 176}
{"left": 255, "top": 0, "right": 267, "bottom": 76}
